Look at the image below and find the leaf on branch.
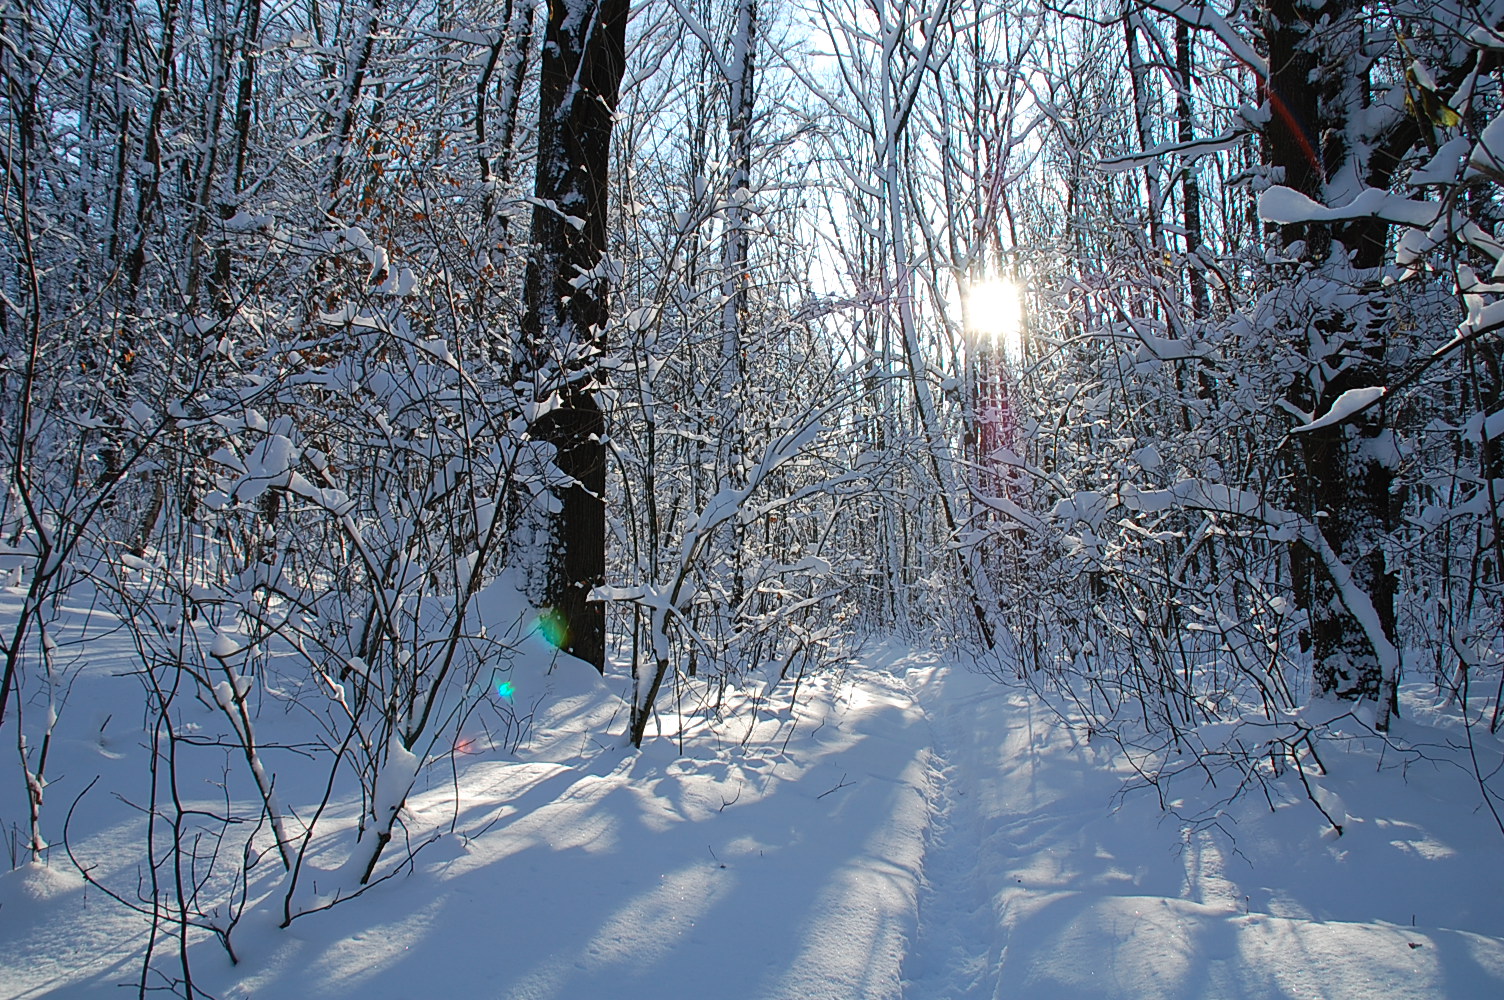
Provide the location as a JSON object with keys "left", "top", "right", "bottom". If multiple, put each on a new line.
{"left": 1404, "top": 65, "right": 1462, "bottom": 129}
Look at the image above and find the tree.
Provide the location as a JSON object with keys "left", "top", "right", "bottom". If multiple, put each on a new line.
{"left": 520, "top": 0, "right": 632, "bottom": 671}
{"left": 1256, "top": 0, "right": 1473, "bottom": 723}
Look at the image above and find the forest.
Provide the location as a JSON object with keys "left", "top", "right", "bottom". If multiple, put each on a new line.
{"left": 3, "top": 0, "right": 1504, "bottom": 996}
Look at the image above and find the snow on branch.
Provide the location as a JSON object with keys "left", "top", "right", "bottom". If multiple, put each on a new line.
{"left": 660, "top": 0, "right": 733, "bottom": 80}
{"left": 1468, "top": 111, "right": 1504, "bottom": 183}
{"left": 1097, "top": 129, "right": 1248, "bottom": 173}
{"left": 1141, "top": 0, "right": 1267, "bottom": 76}
{"left": 1289, "top": 386, "right": 1387, "bottom": 434}
{"left": 1258, "top": 186, "right": 1442, "bottom": 228}
{"left": 1120, "top": 478, "right": 1401, "bottom": 724}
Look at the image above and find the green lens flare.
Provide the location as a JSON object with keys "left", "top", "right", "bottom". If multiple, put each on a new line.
{"left": 536, "top": 609, "right": 569, "bottom": 650}
{"left": 496, "top": 680, "right": 516, "bottom": 699}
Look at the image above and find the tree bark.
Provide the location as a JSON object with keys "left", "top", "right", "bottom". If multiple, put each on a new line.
{"left": 521, "top": 0, "right": 631, "bottom": 672}
{"left": 1175, "top": 21, "right": 1209, "bottom": 322}
{"left": 1262, "top": 0, "right": 1398, "bottom": 721}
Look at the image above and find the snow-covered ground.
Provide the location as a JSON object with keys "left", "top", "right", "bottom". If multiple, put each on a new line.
{"left": 4, "top": 616, "right": 1504, "bottom": 999}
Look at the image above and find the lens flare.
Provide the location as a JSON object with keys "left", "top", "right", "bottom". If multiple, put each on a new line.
{"left": 536, "top": 608, "right": 569, "bottom": 650}
{"left": 496, "top": 680, "right": 516, "bottom": 699}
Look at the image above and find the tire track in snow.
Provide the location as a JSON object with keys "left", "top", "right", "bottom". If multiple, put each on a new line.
{"left": 901, "top": 665, "right": 1006, "bottom": 1000}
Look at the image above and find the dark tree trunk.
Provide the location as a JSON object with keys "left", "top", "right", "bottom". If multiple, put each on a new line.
{"left": 521, "top": 0, "right": 630, "bottom": 672}
{"left": 1262, "top": 0, "right": 1398, "bottom": 720}
{"left": 1175, "top": 21, "right": 1209, "bottom": 322}
{"left": 1261, "top": 0, "right": 1326, "bottom": 257}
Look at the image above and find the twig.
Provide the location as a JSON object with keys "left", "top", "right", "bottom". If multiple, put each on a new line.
{"left": 817, "top": 772, "right": 852, "bottom": 800}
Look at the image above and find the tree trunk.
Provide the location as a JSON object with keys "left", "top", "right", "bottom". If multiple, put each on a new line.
{"left": 1263, "top": 0, "right": 1398, "bottom": 722}
{"left": 1124, "top": 8, "right": 1165, "bottom": 257}
{"left": 521, "top": 0, "right": 631, "bottom": 672}
{"left": 1176, "top": 21, "right": 1209, "bottom": 322}
{"left": 719, "top": 0, "right": 756, "bottom": 608}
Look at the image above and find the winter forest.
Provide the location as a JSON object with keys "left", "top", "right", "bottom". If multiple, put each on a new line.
{"left": 4, "top": 0, "right": 1504, "bottom": 996}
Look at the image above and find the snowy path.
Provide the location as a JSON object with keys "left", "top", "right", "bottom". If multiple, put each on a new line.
{"left": 6, "top": 643, "right": 1504, "bottom": 998}
{"left": 901, "top": 666, "right": 1007, "bottom": 999}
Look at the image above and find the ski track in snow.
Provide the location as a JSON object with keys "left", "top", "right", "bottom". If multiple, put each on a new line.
{"left": 902, "top": 667, "right": 1004, "bottom": 999}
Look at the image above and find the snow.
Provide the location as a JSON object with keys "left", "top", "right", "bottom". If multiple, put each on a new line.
{"left": 1140, "top": 0, "right": 1266, "bottom": 78}
{"left": 1410, "top": 137, "right": 1470, "bottom": 186}
{"left": 3, "top": 599, "right": 1503, "bottom": 999}
{"left": 1098, "top": 129, "right": 1247, "bottom": 174}
{"left": 210, "top": 631, "right": 241, "bottom": 660}
{"left": 1133, "top": 443, "right": 1164, "bottom": 471}
{"left": 1290, "top": 386, "right": 1387, "bottom": 433}
{"left": 1470, "top": 110, "right": 1504, "bottom": 180}
{"left": 1258, "top": 187, "right": 1441, "bottom": 228}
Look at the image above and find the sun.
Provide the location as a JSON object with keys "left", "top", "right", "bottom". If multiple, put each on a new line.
{"left": 965, "top": 279, "right": 1025, "bottom": 359}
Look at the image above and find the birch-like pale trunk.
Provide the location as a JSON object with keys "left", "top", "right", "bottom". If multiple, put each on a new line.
{"left": 718, "top": 0, "right": 757, "bottom": 606}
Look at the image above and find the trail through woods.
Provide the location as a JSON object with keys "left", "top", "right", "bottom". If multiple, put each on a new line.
{"left": 3, "top": 642, "right": 1504, "bottom": 998}
{"left": 902, "top": 667, "right": 1010, "bottom": 997}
